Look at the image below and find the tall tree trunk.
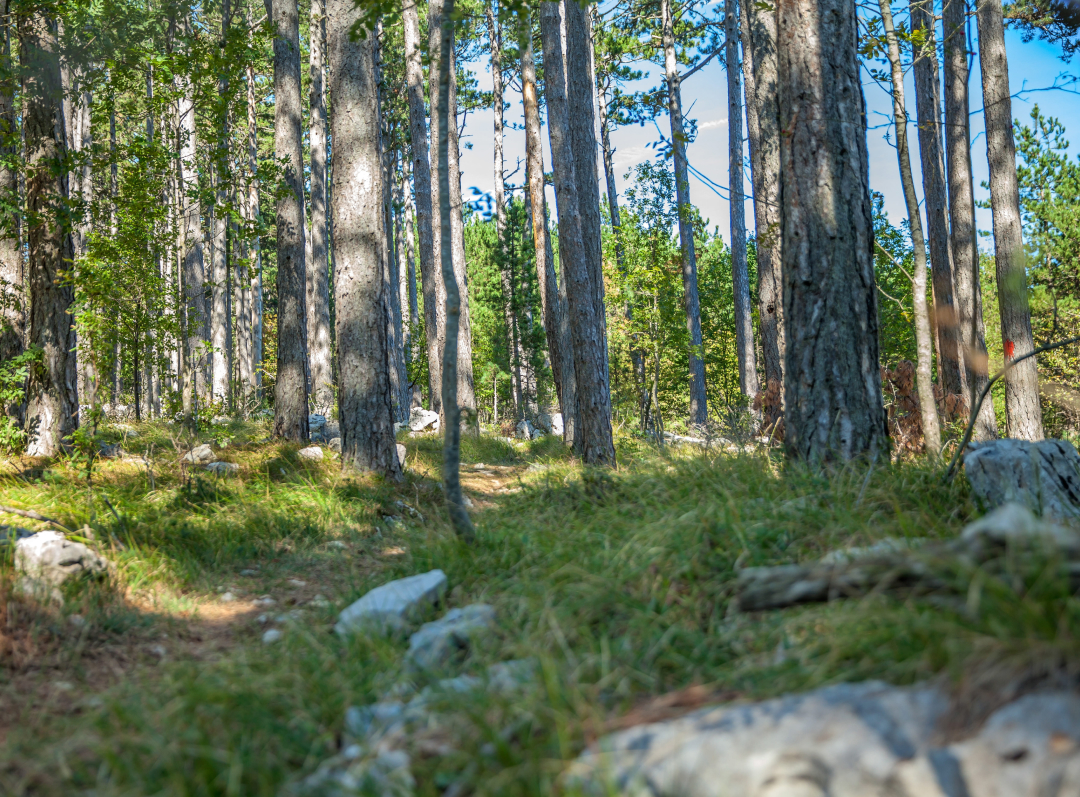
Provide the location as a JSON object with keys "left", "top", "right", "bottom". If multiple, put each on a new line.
{"left": 435, "top": 0, "right": 474, "bottom": 537}
{"left": 740, "top": 0, "right": 784, "bottom": 415}
{"left": 726, "top": 0, "right": 760, "bottom": 403}
{"left": 246, "top": 1, "right": 262, "bottom": 399}
{"left": 0, "top": 1, "right": 23, "bottom": 374}
{"left": 912, "top": 0, "right": 964, "bottom": 401}
{"left": 661, "top": 0, "right": 708, "bottom": 426}
{"left": 177, "top": 12, "right": 206, "bottom": 428}
{"left": 977, "top": 0, "right": 1042, "bottom": 439}
{"left": 428, "top": 0, "right": 476, "bottom": 423}
{"left": 308, "top": 0, "right": 333, "bottom": 416}
{"left": 487, "top": 4, "right": 522, "bottom": 418}
{"left": 943, "top": 0, "right": 997, "bottom": 439}
{"left": 272, "top": 0, "right": 309, "bottom": 441}
{"left": 20, "top": 10, "right": 77, "bottom": 456}
{"left": 400, "top": 152, "right": 419, "bottom": 381}
{"left": 326, "top": 0, "right": 401, "bottom": 477}
{"left": 211, "top": 0, "right": 231, "bottom": 408}
{"left": 521, "top": 25, "right": 576, "bottom": 440}
{"left": 235, "top": 179, "right": 252, "bottom": 414}
{"left": 541, "top": 0, "right": 615, "bottom": 465}
{"left": 402, "top": 0, "right": 441, "bottom": 412}
{"left": 878, "top": 0, "right": 942, "bottom": 457}
{"left": 374, "top": 26, "right": 407, "bottom": 423}
{"left": 777, "top": 0, "right": 888, "bottom": 463}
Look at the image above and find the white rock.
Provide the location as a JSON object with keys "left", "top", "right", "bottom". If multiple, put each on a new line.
{"left": 294, "top": 747, "right": 414, "bottom": 797}
{"left": 211, "top": 415, "right": 231, "bottom": 426}
{"left": 299, "top": 446, "right": 324, "bottom": 461}
{"left": 516, "top": 419, "right": 537, "bottom": 440}
{"left": 220, "top": 591, "right": 237, "bottom": 602}
{"left": 409, "top": 407, "right": 440, "bottom": 432}
{"left": 181, "top": 443, "right": 216, "bottom": 464}
{"left": 961, "top": 501, "right": 1080, "bottom": 558}
{"left": 335, "top": 569, "right": 448, "bottom": 636}
{"left": 551, "top": 412, "right": 564, "bottom": 436}
{"left": 397, "top": 443, "right": 407, "bottom": 468}
{"left": 406, "top": 604, "right": 496, "bottom": 670}
{"left": 324, "top": 422, "right": 340, "bottom": 439}
{"left": 570, "top": 682, "right": 1080, "bottom": 797}
{"left": 329, "top": 437, "right": 342, "bottom": 452}
{"left": 204, "top": 461, "right": 239, "bottom": 476}
{"left": 309, "top": 414, "right": 328, "bottom": 433}
{"left": 15, "top": 531, "right": 109, "bottom": 594}
{"left": 964, "top": 438, "right": 1080, "bottom": 523}
{"left": 288, "top": 579, "right": 307, "bottom": 587}
{"left": 262, "top": 629, "right": 283, "bottom": 644}
{"left": 327, "top": 540, "right": 347, "bottom": 549}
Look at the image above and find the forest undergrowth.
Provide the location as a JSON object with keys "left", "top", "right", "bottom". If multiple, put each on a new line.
{"left": 1, "top": 420, "right": 1078, "bottom": 796}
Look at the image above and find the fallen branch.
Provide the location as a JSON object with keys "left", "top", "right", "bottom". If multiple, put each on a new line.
{"left": 943, "top": 335, "right": 1080, "bottom": 484}
{"left": 0, "top": 504, "right": 71, "bottom": 533}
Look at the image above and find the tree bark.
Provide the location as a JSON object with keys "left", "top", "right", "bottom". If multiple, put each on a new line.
{"left": 374, "top": 26, "right": 407, "bottom": 423}
{"left": 976, "top": 0, "right": 1043, "bottom": 440}
{"left": 943, "top": 0, "right": 997, "bottom": 439}
{"left": 487, "top": 4, "right": 522, "bottom": 418}
{"left": 542, "top": 0, "right": 615, "bottom": 465}
{"left": 272, "top": 0, "right": 309, "bottom": 441}
{"left": 521, "top": 23, "right": 576, "bottom": 440}
{"left": 327, "top": 0, "right": 402, "bottom": 478}
{"left": 20, "top": 10, "right": 77, "bottom": 456}
{"left": 211, "top": 0, "right": 231, "bottom": 408}
{"left": 177, "top": 11, "right": 206, "bottom": 428}
{"left": 307, "top": 0, "right": 332, "bottom": 416}
{"left": 777, "top": 0, "right": 888, "bottom": 463}
{"left": 726, "top": 0, "right": 760, "bottom": 403}
{"left": 428, "top": 0, "right": 476, "bottom": 422}
{"left": 912, "top": 0, "right": 964, "bottom": 400}
{"left": 434, "top": 0, "right": 474, "bottom": 537}
{"left": 741, "top": 0, "right": 784, "bottom": 412}
{"left": 878, "top": 0, "right": 942, "bottom": 457}
{"left": 402, "top": 0, "right": 441, "bottom": 412}
{"left": 661, "top": 0, "right": 708, "bottom": 425}
{"left": 246, "top": 0, "right": 263, "bottom": 401}
{"left": 400, "top": 152, "right": 419, "bottom": 377}
{"left": 0, "top": 1, "right": 23, "bottom": 373}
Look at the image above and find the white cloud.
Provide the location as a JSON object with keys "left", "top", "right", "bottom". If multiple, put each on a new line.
{"left": 697, "top": 118, "right": 728, "bottom": 131}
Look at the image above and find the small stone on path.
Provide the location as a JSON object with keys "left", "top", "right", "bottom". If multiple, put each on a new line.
{"left": 262, "top": 629, "right": 282, "bottom": 644}
{"left": 335, "top": 569, "right": 448, "bottom": 636}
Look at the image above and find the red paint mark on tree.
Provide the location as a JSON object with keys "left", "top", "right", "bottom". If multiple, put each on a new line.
{"left": 1004, "top": 340, "right": 1015, "bottom": 359}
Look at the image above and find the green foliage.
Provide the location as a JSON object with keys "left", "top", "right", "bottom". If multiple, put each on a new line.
{"left": 0, "top": 346, "right": 38, "bottom": 453}
{"left": 1014, "top": 106, "right": 1080, "bottom": 436}
{"left": 872, "top": 192, "right": 918, "bottom": 369}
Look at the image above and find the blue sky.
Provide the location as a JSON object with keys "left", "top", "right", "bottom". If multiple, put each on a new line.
{"left": 457, "top": 14, "right": 1080, "bottom": 252}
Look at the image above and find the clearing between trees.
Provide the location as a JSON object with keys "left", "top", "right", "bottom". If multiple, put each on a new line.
{"left": 2, "top": 420, "right": 1077, "bottom": 795}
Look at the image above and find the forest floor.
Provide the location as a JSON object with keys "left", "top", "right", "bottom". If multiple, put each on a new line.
{"left": 0, "top": 419, "right": 1077, "bottom": 795}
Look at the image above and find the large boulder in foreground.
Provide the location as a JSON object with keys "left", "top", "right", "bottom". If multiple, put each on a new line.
{"left": 569, "top": 681, "right": 1080, "bottom": 796}
{"left": 964, "top": 438, "right": 1080, "bottom": 523}
{"left": 15, "top": 531, "right": 109, "bottom": 601}
{"left": 335, "top": 570, "right": 447, "bottom": 636}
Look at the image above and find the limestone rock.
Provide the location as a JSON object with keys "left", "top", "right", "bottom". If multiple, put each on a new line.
{"left": 409, "top": 408, "right": 440, "bottom": 432}
{"left": 309, "top": 414, "right": 327, "bottom": 434}
{"left": 335, "top": 569, "right": 448, "bottom": 636}
{"left": 211, "top": 415, "right": 231, "bottom": 426}
{"left": 569, "top": 681, "right": 1080, "bottom": 797}
{"left": 15, "top": 531, "right": 109, "bottom": 600}
{"left": 516, "top": 419, "right": 538, "bottom": 440}
{"left": 961, "top": 501, "right": 1080, "bottom": 559}
{"left": 324, "top": 422, "right": 340, "bottom": 439}
{"left": 964, "top": 438, "right": 1080, "bottom": 523}
{"left": 293, "top": 748, "right": 414, "bottom": 797}
{"left": 298, "top": 446, "right": 324, "bottom": 461}
{"left": 98, "top": 442, "right": 123, "bottom": 459}
{"left": 181, "top": 443, "right": 216, "bottom": 464}
{"left": 396, "top": 443, "right": 407, "bottom": 468}
{"left": 328, "top": 437, "right": 342, "bottom": 453}
{"left": 551, "top": 412, "right": 564, "bottom": 436}
{"left": 205, "top": 461, "right": 239, "bottom": 476}
{"left": 406, "top": 604, "right": 496, "bottom": 670}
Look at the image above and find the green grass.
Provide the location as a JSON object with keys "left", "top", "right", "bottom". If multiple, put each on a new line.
{"left": 1, "top": 421, "right": 1078, "bottom": 795}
